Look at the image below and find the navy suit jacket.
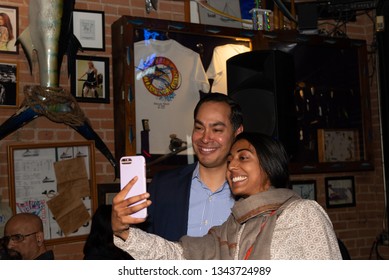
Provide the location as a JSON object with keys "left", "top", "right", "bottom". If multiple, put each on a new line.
{"left": 144, "top": 163, "right": 197, "bottom": 241}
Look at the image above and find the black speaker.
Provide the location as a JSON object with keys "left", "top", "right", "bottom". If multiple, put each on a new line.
{"left": 227, "top": 50, "right": 298, "bottom": 157}
{"left": 297, "top": 3, "right": 318, "bottom": 31}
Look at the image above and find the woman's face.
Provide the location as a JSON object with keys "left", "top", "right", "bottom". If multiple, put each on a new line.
{"left": 226, "top": 139, "right": 270, "bottom": 197}
{"left": 0, "top": 16, "right": 4, "bottom": 25}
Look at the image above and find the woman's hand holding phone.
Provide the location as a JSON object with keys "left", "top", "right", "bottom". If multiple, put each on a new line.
{"left": 111, "top": 176, "right": 151, "bottom": 240}
{"left": 120, "top": 156, "right": 148, "bottom": 219}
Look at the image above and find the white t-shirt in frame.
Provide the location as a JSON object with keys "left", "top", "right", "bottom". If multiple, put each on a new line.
{"left": 134, "top": 39, "right": 210, "bottom": 154}
{"left": 206, "top": 44, "right": 251, "bottom": 94}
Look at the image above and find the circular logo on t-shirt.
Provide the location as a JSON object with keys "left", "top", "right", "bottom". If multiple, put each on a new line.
{"left": 142, "top": 56, "right": 181, "bottom": 97}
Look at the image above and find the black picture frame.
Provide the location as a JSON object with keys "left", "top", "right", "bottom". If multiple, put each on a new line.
{"left": 0, "top": 5, "right": 18, "bottom": 54}
{"left": 291, "top": 180, "right": 316, "bottom": 200}
{"left": 0, "top": 61, "right": 18, "bottom": 107}
{"left": 72, "top": 55, "right": 110, "bottom": 103}
{"left": 97, "top": 183, "right": 120, "bottom": 206}
{"left": 325, "top": 176, "right": 356, "bottom": 208}
{"left": 72, "top": 9, "right": 105, "bottom": 51}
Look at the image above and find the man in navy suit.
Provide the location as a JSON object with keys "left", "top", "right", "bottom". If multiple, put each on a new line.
{"left": 145, "top": 93, "right": 243, "bottom": 241}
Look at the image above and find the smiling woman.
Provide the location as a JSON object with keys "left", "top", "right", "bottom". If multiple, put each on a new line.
{"left": 111, "top": 132, "right": 343, "bottom": 260}
{"left": 226, "top": 133, "right": 289, "bottom": 197}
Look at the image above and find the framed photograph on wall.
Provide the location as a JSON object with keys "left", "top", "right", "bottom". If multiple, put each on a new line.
{"left": 325, "top": 176, "right": 356, "bottom": 208}
{"left": 71, "top": 55, "right": 110, "bottom": 103}
{"left": 97, "top": 183, "right": 120, "bottom": 206}
{"left": 72, "top": 9, "right": 105, "bottom": 51}
{"left": 0, "top": 5, "right": 18, "bottom": 54}
{"left": 8, "top": 141, "right": 97, "bottom": 245}
{"left": 317, "top": 128, "right": 360, "bottom": 162}
{"left": 0, "top": 61, "right": 18, "bottom": 107}
{"left": 291, "top": 180, "right": 316, "bottom": 200}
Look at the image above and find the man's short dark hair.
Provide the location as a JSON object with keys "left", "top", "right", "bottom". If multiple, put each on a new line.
{"left": 193, "top": 93, "right": 243, "bottom": 132}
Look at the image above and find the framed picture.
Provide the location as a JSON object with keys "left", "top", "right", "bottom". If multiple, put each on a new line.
{"left": 291, "top": 180, "right": 316, "bottom": 200}
{"left": 8, "top": 141, "right": 97, "bottom": 245}
{"left": 0, "top": 5, "right": 18, "bottom": 54}
{"left": 0, "top": 61, "right": 18, "bottom": 107}
{"left": 325, "top": 176, "right": 356, "bottom": 208}
{"left": 72, "top": 55, "right": 110, "bottom": 103}
{"left": 72, "top": 9, "right": 105, "bottom": 51}
{"left": 97, "top": 183, "right": 120, "bottom": 206}
{"left": 317, "top": 128, "right": 360, "bottom": 162}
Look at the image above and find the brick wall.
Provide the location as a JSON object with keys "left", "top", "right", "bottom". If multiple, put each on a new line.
{"left": 0, "top": 0, "right": 385, "bottom": 259}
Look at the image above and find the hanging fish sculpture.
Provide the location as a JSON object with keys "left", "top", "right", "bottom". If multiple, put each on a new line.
{"left": 0, "top": 0, "right": 119, "bottom": 178}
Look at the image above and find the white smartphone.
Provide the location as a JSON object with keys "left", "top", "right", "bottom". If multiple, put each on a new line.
{"left": 120, "top": 156, "right": 147, "bottom": 219}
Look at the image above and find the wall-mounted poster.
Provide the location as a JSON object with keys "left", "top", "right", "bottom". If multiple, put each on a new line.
{"left": 0, "top": 61, "right": 18, "bottom": 107}
{"left": 72, "top": 9, "right": 105, "bottom": 51}
{"left": 0, "top": 5, "right": 18, "bottom": 54}
{"left": 72, "top": 55, "right": 109, "bottom": 103}
{"left": 8, "top": 141, "right": 97, "bottom": 245}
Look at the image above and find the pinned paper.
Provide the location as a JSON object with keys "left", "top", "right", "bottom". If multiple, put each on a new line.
{"left": 47, "top": 157, "right": 91, "bottom": 236}
{"left": 54, "top": 157, "right": 90, "bottom": 198}
{"left": 47, "top": 190, "right": 90, "bottom": 236}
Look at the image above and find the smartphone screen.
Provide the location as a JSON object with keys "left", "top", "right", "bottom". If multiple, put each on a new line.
{"left": 120, "top": 156, "right": 147, "bottom": 219}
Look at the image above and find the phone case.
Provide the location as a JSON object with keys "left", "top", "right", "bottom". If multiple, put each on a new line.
{"left": 120, "top": 156, "right": 147, "bottom": 219}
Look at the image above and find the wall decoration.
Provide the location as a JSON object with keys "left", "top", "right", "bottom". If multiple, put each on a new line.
{"left": 98, "top": 178, "right": 152, "bottom": 206}
{"left": 72, "top": 55, "right": 109, "bottom": 103}
{"left": 317, "top": 128, "right": 360, "bottom": 162}
{"left": 97, "top": 183, "right": 120, "bottom": 206}
{"left": 8, "top": 141, "right": 97, "bottom": 245}
{"left": 325, "top": 176, "right": 356, "bottom": 208}
{"left": 72, "top": 9, "right": 105, "bottom": 51}
{"left": 0, "top": 61, "right": 18, "bottom": 107}
{"left": 291, "top": 180, "right": 316, "bottom": 200}
{"left": 0, "top": 5, "right": 18, "bottom": 54}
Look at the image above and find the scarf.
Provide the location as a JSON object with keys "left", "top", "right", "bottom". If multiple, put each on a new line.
{"left": 180, "top": 188, "right": 300, "bottom": 259}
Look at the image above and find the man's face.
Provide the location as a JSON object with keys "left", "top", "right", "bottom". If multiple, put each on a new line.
{"left": 192, "top": 101, "right": 239, "bottom": 169}
{"left": 4, "top": 221, "right": 40, "bottom": 260}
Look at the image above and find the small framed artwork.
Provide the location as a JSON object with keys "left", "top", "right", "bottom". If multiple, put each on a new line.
{"left": 72, "top": 55, "right": 109, "bottom": 103}
{"left": 97, "top": 183, "right": 120, "bottom": 206}
{"left": 0, "top": 5, "right": 18, "bottom": 54}
{"left": 317, "top": 128, "right": 360, "bottom": 162}
{"left": 72, "top": 9, "right": 105, "bottom": 51}
{"left": 291, "top": 180, "right": 316, "bottom": 200}
{"left": 325, "top": 176, "right": 356, "bottom": 208}
{"left": 0, "top": 61, "right": 18, "bottom": 107}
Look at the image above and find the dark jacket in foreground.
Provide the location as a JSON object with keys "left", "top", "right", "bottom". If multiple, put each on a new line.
{"left": 145, "top": 163, "right": 196, "bottom": 241}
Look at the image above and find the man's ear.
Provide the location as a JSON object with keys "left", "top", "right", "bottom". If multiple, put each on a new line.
{"left": 235, "top": 125, "right": 243, "bottom": 136}
{"left": 36, "top": 232, "right": 44, "bottom": 246}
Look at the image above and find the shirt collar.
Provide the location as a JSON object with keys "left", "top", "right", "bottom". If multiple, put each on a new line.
{"left": 192, "top": 162, "right": 200, "bottom": 180}
{"left": 192, "top": 162, "right": 230, "bottom": 193}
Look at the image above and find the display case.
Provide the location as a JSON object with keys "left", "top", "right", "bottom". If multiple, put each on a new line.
{"left": 263, "top": 31, "right": 374, "bottom": 173}
{"left": 111, "top": 15, "right": 263, "bottom": 176}
{"left": 111, "top": 16, "right": 373, "bottom": 176}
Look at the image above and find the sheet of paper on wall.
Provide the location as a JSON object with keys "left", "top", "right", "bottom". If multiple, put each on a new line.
{"left": 46, "top": 190, "right": 90, "bottom": 236}
{"left": 54, "top": 157, "right": 90, "bottom": 198}
{"left": 197, "top": 0, "right": 243, "bottom": 28}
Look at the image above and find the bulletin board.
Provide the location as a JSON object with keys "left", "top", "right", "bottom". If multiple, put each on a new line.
{"left": 7, "top": 141, "right": 97, "bottom": 245}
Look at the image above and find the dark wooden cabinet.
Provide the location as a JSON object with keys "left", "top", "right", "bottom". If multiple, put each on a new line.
{"left": 263, "top": 31, "right": 374, "bottom": 173}
{"left": 111, "top": 16, "right": 263, "bottom": 176}
{"left": 111, "top": 16, "right": 373, "bottom": 175}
